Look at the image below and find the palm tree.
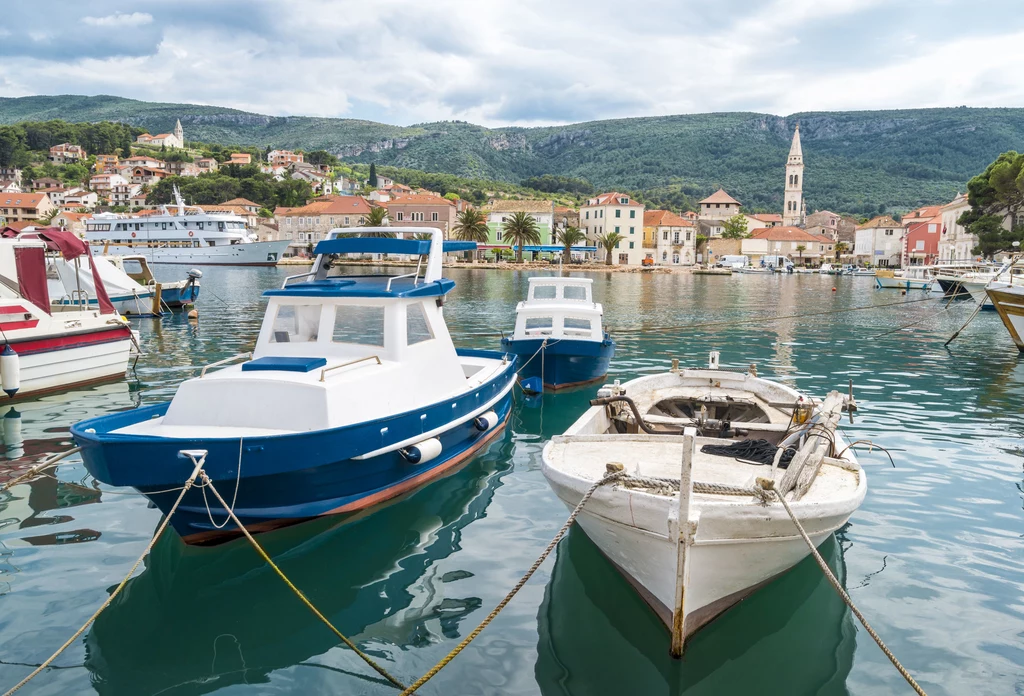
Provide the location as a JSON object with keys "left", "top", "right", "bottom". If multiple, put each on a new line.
{"left": 359, "top": 205, "right": 393, "bottom": 238}
{"left": 557, "top": 226, "right": 586, "bottom": 264}
{"left": 834, "top": 241, "right": 849, "bottom": 262}
{"left": 502, "top": 211, "right": 541, "bottom": 263}
{"left": 452, "top": 208, "right": 490, "bottom": 261}
{"left": 795, "top": 244, "right": 806, "bottom": 266}
{"left": 598, "top": 232, "right": 625, "bottom": 266}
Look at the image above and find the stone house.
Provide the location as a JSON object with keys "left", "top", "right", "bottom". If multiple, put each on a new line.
{"left": 643, "top": 210, "right": 696, "bottom": 266}
{"left": 274, "top": 196, "right": 375, "bottom": 248}
{"left": 741, "top": 226, "right": 834, "bottom": 266}
{"left": 386, "top": 194, "right": 458, "bottom": 237}
{"left": 698, "top": 189, "right": 741, "bottom": 224}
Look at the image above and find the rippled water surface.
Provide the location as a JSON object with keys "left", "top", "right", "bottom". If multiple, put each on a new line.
{"left": 1, "top": 265, "right": 1022, "bottom": 695}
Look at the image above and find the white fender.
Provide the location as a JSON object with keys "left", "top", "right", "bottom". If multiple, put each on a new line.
{"left": 474, "top": 410, "right": 499, "bottom": 432}
{"left": 401, "top": 437, "right": 442, "bottom": 464}
{"left": 1, "top": 345, "right": 20, "bottom": 398}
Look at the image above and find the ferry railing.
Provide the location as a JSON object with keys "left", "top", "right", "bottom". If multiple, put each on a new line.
{"left": 199, "top": 352, "right": 253, "bottom": 377}
{"left": 320, "top": 355, "right": 381, "bottom": 382}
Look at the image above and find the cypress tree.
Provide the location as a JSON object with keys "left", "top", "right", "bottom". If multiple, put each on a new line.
{"left": 369, "top": 162, "right": 378, "bottom": 188}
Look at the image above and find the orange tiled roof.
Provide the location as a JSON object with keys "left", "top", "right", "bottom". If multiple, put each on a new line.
{"left": 699, "top": 188, "right": 740, "bottom": 205}
{"left": 222, "top": 198, "right": 261, "bottom": 207}
{"left": 644, "top": 210, "right": 693, "bottom": 227}
{"left": 749, "top": 226, "right": 826, "bottom": 242}
{"left": 388, "top": 194, "right": 456, "bottom": 207}
{"left": 586, "top": 192, "right": 643, "bottom": 207}
{"left": 857, "top": 215, "right": 903, "bottom": 230}
{"left": 276, "top": 196, "right": 373, "bottom": 216}
{"left": 0, "top": 193, "right": 48, "bottom": 208}
{"left": 749, "top": 213, "right": 783, "bottom": 223}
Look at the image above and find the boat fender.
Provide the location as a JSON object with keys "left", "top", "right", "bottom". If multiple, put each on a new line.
{"left": 474, "top": 410, "right": 499, "bottom": 432}
{"left": 400, "top": 437, "right": 442, "bottom": 464}
{"left": 1, "top": 346, "right": 20, "bottom": 398}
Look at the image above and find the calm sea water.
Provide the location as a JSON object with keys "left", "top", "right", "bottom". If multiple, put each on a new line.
{"left": 0, "top": 265, "right": 1022, "bottom": 696}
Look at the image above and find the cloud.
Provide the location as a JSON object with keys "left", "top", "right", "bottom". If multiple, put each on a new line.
{"left": 82, "top": 12, "right": 153, "bottom": 27}
{"left": 0, "top": 0, "right": 1022, "bottom": 126}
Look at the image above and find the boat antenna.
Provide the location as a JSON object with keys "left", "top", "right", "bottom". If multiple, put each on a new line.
{"left": 173, "top": 185, "right": 186, "bottom": 216}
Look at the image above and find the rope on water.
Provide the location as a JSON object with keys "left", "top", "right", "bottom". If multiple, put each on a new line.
{"left": 758, "top": 479, "right": 928, "bottom": 696}
{"left": 397, "top": 470, "right": 626, "bottom": 695}
{"left": 0, "top": 447, "right": 82, "bottom": 493}
{"left": 1, "top": 461, "right": 204, "bottom": 696}
{"left": 198, "top": 473, "right": 407, "bottom": 691}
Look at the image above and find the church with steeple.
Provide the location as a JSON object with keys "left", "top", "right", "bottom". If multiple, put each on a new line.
{"left": 782, "top": 123, "right": 805, "bottom": 227}
{"left": 135, "top": 118, "right": 184, "bottom": 149}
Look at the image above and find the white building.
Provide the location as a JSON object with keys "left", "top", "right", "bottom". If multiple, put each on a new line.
{"left": 135, "top": 120, "right": 184, "bottom": 149}
{"left": 580, "top": 192, "right": 646, "bottom": 265}
{"left": 644, "top": 210, "right": 696, "bottom": 266}
{"left": 698, "top": 189, "right": 741, "bottom": 224}
{"left": 854, "top": 215, "right": 905, "bottom": 266}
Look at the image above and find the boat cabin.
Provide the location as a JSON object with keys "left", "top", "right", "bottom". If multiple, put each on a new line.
{"left": 511, "top": 277, "right": 605, "bottom": 342}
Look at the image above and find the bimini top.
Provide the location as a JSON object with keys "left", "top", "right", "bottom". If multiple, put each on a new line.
{"left": 269, "top": 227, "right": 475, "bottom": 300}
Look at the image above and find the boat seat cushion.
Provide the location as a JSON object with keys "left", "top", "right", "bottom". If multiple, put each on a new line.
{"left": 241, "top": 356, "right": 328, "bottom": 373}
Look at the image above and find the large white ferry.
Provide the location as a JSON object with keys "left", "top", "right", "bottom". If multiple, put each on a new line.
{"left": 84, "top": 187, "right": 289, "bottom": 266}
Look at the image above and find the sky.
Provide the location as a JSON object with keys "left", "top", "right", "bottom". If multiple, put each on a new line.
{"left": 2, "top": 0, "right": 1023, "bottom": 127}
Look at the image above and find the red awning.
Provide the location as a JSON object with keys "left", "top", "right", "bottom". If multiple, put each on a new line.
{"left": 34, "top": 228, "right": 89, "bottom": 261}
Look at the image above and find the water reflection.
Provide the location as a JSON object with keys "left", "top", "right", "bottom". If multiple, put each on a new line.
{"left": 84, "top": 434, "right": 514, "bottom": 695}
{"left": 535, "top": 529, "right": 855, "bottom": 696}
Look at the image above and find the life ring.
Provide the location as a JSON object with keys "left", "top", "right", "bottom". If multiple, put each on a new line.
{"left": 131, "top": 232, "right": 136, "bottom": 238}
{"left": 188, "top": 231, "right": 194, "bottom": 237}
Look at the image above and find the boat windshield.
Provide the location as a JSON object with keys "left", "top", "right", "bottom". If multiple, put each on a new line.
{"left": 270, "top": 304, "right": 321, "bottom": 343}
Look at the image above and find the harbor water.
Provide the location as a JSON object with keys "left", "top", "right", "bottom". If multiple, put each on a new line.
{"left": 1, "top": 266, "right": 1022, "bottom": 695}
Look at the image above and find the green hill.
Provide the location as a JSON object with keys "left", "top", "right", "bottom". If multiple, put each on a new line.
{"left": 3, "top": 95, "right": 1021, "bottom": 215}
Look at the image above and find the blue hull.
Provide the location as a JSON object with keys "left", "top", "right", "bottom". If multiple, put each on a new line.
{"left": 71, "top": 349, "right": 516, "bottom": 544}
{"left": 161, "top": 284, "right": 200, "bottom": 308}
{"left": 501, "top": 336, "right": 614, "bottom": 389}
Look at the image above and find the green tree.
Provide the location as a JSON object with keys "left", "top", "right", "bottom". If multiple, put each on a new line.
{"left": 502, "top": 211, "right": 541, "bottom": 263}
{"left": 0, "top": 126, "right": 27, "bottom": 168}
{"left": 305, "top": 150, "right": 339, "bottom": 167}
{"left": 960, "top": 150, "right": 1024, "bottom": 258}
{"left": 834, "top": 241, "right": 849, "bottom": 261}
{"left": 452, "top": 208, "right": 490, "bottom": 260}
{"left": 556, "top": 226, "right": 586, "bottom": 264}
{"left": 795, "top": 244, "right": 806, "bottom": 266}
{"left": 368, "top": 162, "right": 378, "bottom": 188}
{"left": 60, "top": 163, "right": 89, "bottom": 185}
{"left": 721, "top": 213, "right": 749, "bottom": 239}
{"left": 598, "top": 232, "right": 625, "bottom": 266}
{"left": 363, "top": 205, "right": 389, "bottom": 228}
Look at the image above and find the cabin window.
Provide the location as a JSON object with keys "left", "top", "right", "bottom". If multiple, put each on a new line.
{"left": 269, "top": 304, "right": 321, "bottom": 343}
{"left": 524, "top": 317, "right": 553, "bottom": 336}
{"left": 564, "top": 317, "right": 592, "bottom": 335}
{"left": 122, "top": 259, "right": 144, "bottom": 275}
{"left": 533, "top": 285, "right": 557, "bottom": 299}
{"left": 407, "top": 303, "right": 433, "bottom": 345}
{"left": 332, "top": 305, "right": 385, "bottom": 346}
{"left": 563, "top": 285, "right": 587, "bottom": 301}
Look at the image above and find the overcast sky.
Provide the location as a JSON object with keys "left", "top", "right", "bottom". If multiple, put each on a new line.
{"left": 2, "top": 0, "right": 1023, "bottom": 127}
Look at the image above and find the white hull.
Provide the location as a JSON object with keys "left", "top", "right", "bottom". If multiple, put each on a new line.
{"left": 88, "top": 240, "right": 290, "bottom": 266}
{"left": 987, "top": 283, "right": 1024, "bottom": 350}
{"left": 876, "top": 276, "right": 933, "bottom": 290}
{"left": 16, "top": 337, "right": 131, "bottom": 396}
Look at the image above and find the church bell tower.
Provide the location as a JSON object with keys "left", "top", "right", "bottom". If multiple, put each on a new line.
{"left": 783, "top": 124, "right": 804, "bottom": 227}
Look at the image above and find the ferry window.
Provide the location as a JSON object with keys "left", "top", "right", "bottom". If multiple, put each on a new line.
{"left": 332, "top": 305, "right": 384, "bottom": 346}
{"left": 533, "top": 285, "right": 557, "bottom": 300}
{"left": 524, "top": 317, "right": 553, "bottom": 335}
{"left": 270, "top": 304, "right": 320, "bottom": 343}
{"left": 564, "top": 317, "right": 592, "bottom": 334}
{"left": 563, "top": 286, "right": 587, "bottom": 301}
{"left": 219, "top": 222, "right": 224, "bottom": 230}
{"left": 162, "top": 223, "right": 167, "bottom": 230}
{"left": 407, "top": 303, "right": 433, "bottom": 345}
{"left": 198, "top": 222, "right": 204, "bottom": 230}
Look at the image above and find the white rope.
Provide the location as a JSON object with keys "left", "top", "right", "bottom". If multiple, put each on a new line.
{"left": 200, "top": 437, "right": 243, "bottom": 529}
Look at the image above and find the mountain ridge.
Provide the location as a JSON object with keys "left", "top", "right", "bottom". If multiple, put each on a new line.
{"left": 3, "top": 95, "right": 1021, "bottom": 215}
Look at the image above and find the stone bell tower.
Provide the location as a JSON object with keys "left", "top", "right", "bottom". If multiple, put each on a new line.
{"left": 783, "top": 123, "right": 804, "bottom": 227}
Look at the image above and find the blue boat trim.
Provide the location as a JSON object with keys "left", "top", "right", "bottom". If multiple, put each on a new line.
{"left": 264, "top": 276, "right": 455, "bottom": 299}
{"left": 501, "top": 336, "right": 614, "bottom": 390}
{"left": 314, "top": 238, "right": 431, "bottom": 256}
{"left": 241, "top": 356, "right": 328, "bottom": 373}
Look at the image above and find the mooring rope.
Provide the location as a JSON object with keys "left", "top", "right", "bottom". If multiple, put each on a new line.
{"left": 198, "top": 473, "right": 408, "bottom": 691}
{"left": 758, "top": 479, "right": 928, "bottom": 696}
{"left": 397, "top": 470, "right": 625, "bottom": 695}
{"left": 0, "top": 447, "right": 81, "bottom": 493}
{"left": 1, "top": 460, "right": 204, "bottom": 696}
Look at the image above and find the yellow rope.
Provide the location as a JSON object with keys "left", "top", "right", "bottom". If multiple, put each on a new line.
{"left": 199, "top": 472, "right": 407, "bottom": 691}
{"left": 759, "top": 479, "right": 928, "bottom": 696}
{"left": 0, "top": 447, "right": 81, "bottom": 493}
{"left": 2, "top": 461, "right": 203, "bottom": 696}
{"left": 398, "top": 471, "right": 623, "bottom": 695}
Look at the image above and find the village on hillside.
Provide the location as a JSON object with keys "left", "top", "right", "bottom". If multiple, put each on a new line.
{"left": 0, "top": 118, "right": 1015, "bottom": 268}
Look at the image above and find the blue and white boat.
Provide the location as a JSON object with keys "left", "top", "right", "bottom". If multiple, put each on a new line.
{"left": 71, "top": 227, "right": 517, "bottom": 544}
{"left": 500, "top": 277, "right": 614, "bottom": 391}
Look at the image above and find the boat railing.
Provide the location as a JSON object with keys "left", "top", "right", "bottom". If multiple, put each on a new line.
{"left": 200, "top": 352, "right": 253, "bottom": 377}
{"left": 282, "top": 271, "right": 316, "bottom": 288}
{"left": 319, "top": 355, "right": 381, "bottom": 382}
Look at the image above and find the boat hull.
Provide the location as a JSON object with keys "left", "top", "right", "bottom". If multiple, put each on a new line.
{"left": 501, "top": 336, "right": 614, "bottom": 389}
{"left": 71, "top": 350, "right": 517, "bottom": 543}
{"left": 875, "top": 276, "right": 933, "bottom": 290}
{"left": 88, "top": 240, "right": 290, "bottom": 266}
{"left": 4, "top": 326, "right": 132, "bottom": 398}
{"left": 158, "top": 282, "right": 200, "bottom": 308}
{"left": 987, "top": 286, "right": 1024, "bottom": 351}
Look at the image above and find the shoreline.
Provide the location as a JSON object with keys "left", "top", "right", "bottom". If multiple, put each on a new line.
{"left": 278, "top": 258, "right": 681, "bottom": 274}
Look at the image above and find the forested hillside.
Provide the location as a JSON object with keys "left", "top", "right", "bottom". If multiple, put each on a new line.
{"left": 3, "top": 95, "right": 1022, "bottom": 215}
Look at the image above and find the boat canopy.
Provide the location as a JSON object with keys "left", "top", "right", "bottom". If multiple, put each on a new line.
{"left": 511, "top": 277, "right": 605, "bottom": 342}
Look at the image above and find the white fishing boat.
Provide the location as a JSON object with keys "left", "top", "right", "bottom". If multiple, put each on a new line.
{"left": 0, "top": 232, "right": 134, "bottom": 398}
{"left": 985, "top": 253, "right": 1024, "bottom": 351}
{"left": 541, "top": 355, "right": 865, "bottom": 646}
{"left": 874, "top": 267, "right": 935, "bottom": 290}
{"left": 85, "top": 186, "right": 288, "bottom": 266}
{"left": 732, "top": 266, "right": 773, "bottom": 274}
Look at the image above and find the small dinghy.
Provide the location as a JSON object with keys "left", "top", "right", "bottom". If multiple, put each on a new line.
{"left": 71, "top": 227, "right": 517, "bottom": 544}
{"left": 542, "top": 354, "right": 865, "bottom": 648}
{"left": 501, "top": 277, "right": 614, "bottom": 390}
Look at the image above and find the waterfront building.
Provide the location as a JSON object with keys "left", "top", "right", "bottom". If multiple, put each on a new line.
{"left": 741, "top": 226, "right": 833, "bottom": 266}
{"left": 485, "top": 200, "right": 556, "bottom": 253}
{"left": 938, "top": 193, "right": 975, "bottom": 263}
{"left": 643, "top": 210, "right": 696, "bottom": 266}
{"left": 581, "top": 192, "right": 646, "bottom": 264}
{"left": 698, "top": 189, "right": 741, "bottom": 225}
{"left": 783, "top": 124, "right": 805, "bottom": 227}
{"left": 854, "top": 215, "right": 904, "bottom": 266}
{"left": 0, "top": 192, "right": 55, "bottom": 223}
{"left": 386, "top": 193, "right": 458, "bottom": 237}
{"left": 274, "top": 195, "right": 374, "bottom": 246}
{"left": 136, "top": 120, "right": 184, "bottom": 148}
{"left": 900, "top": 206, "right": 943, "bottom": 266}
{"left": 48, "top": 143, "right": 87, "bottom": 164}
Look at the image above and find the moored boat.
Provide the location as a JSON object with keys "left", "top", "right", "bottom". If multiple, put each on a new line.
{"left": 985, "top": 254, "right": 1024, "bottom": 351}
{"left": 874, "top": 267, "right": 934, "bottom": 290}
{"left": 541, "top": 357, "right": 865, "bottom": 644}
{"left": 500, "top": 277, "right": 614, "bottom": 390}
{"left": 71, "top": 227, "right": 517, "bottom": 544}
{"left": 105, "top": 254, "right": 201, "bottom": 310}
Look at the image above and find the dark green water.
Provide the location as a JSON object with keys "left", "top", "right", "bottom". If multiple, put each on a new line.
{"left": 1, "top": 266, "right": 1022, "bottom": 696}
